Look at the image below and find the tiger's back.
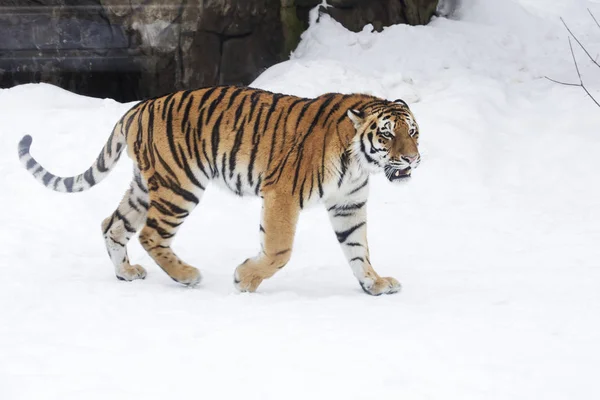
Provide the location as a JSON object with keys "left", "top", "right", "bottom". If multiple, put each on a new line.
{"left": 126, "top": 87, "right": 369, "bottom": 204}
{"left": 18, "top": 85, "right": 421, "bottom": 295}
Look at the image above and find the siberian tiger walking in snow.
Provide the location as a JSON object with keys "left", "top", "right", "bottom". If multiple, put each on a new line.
{"left": 18, "top": 86, "right": 420, "bottom": 295}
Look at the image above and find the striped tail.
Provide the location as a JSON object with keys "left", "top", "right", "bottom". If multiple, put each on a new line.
{"left": 17, "top": 126, "right": 126, "bottom": 193}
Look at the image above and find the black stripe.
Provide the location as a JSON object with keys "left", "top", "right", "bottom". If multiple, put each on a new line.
{"left": 262, "top": 93, "right": 283, "bottom": 131}
{"left": 350, "top": 257, "right": 364, "bottom": 263}
{"left": 138, "top": 198, "right": 149, "bottom": 209}
{"left": 298, "top": 174, "right": 307, "bottom": 209}
{"left": 42, "top": 172, "right": 53, "bottom": 185}
{"left": 161, "top": 93, "right": 177, "bottom": 120}
{"left": 123, "top": 109, "right": 139, "bottom": 138}
{"left": 296, "top": 101, "right": 312, "bottom": 126}
{"left": 321, "top": 97, "right": 342, "bottom": 127}
{"left": 211, "top": 114, "right": 223, "bottom": 177}
{"left": 266, "top": 111, "right": 283, "bottom": 169}
{"left": 64, "top": 177, "right": 74, "bottom": 192}
{"left": 181, "top": 94, "right": 195, "bottom": 131}
{"left": 234, "top": 95, "right": 248, "bottom": 129}
{"left": 279, "top": 99, "right": 305, "bottom": 152}
{"left": 360, "top": 133, "right": 379, "bottom": 166}
{"left": 338, "top": 151, "right": 349, "bottom": 187}
{"left": 155, "top": 199, "right": 189, "bottom": 217}
{"left": 153, "top": 144, "right": 180, "bottom": 185}
{"left": 177, "top": 143, "right": 205, "bottom": 190}
{"left": 128, "top": 198, "right": 140, "bottom": 212}
{"left": 192, "top": 133, "right": 210, "bottom": 180}
{"left": 83, "top": 168, "right": 95, "bottom": 186}
{"left": 135, "top": 173, "right": 148, "bottom": 193}
{"left": 368, "top": 132, "right": 384, "bottom": 153}
{"left": 26, "top": 158, "right": 36, "bottom": 170}
{"left": 165, "top": 98, "right": 183, "bottom": 169}
{"left": 145, "top": 102, "right": 157, "bottom": 169}
{"left": 229, "top": 118, "right": 246, "bottom": 178}
{"left": 201, "top": 140, "right": 216, "bottom": 177}
{"left": 226, "top": 87, "right": 244, "bottom": 109}
{"left": 109, "top": 237, "right": 127, "bottom": 247}
{"left": 177, "top": 90, "right": 194, "bottom": 112}
{"left": 317, "top": 170, "right": 324, "bottom": 198}
{"left": 161, "top": 218, "right": 184, "bottom": 228}
{"left": 335, "top": 222, "right": 365, "bottom": 243}
{"left": 97, "top": 152, "right": 108, "bottom": 173}
{"left": 235, "top": 174, "right": 242, "bottom": 196}
{"left": 291, "top": 147, "right": 305, "bottom": 194}
{"left": 164, "top": 175, "right": 199, "bottom": 204}
{"left": 206, "top": 87, "right": 229, "bottom": 120}
{"left": 345, "top": 242, "right": 364, "bottom": 247}
{"left": 348, "top": 179, "right": 368, "bottom": 196}
{"left": 198, "top": 87, "right": 219, "bottom": 108}
{"left": 247, "top": 108, "right": 264, "bottom": 187}
{"left": 329, "top": 201, "right": 366, "bottom": 212}
{"left": 115, "top": 210, "right": 136, "bottom": 233}
{"left": 254, "top": 174, "right": 262, "bottom": 196}
{"left": 247, "top": 90, "right": 261, "bottom": 120}
{"left": 146, "top": 217, "right": 175, "bottom": 239}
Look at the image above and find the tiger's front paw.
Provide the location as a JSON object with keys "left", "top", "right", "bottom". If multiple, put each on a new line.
{"left": 233, "top": 265, "right": 264, "bottom": 293}
{"left": 360, "top": 277, "right": 402, "bottom": 296}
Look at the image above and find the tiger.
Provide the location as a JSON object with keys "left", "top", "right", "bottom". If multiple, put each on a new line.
{"left": 17, "top": 86, "right": 420, "bottom": 295}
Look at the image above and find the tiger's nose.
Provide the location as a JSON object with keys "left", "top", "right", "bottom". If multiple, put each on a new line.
{"left": 401, "top": 154, "right": 419, "bottom": 165}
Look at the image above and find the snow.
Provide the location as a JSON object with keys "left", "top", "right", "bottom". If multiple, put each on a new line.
{"left": 2, "top": 1, "right": 600, "bottom": 399}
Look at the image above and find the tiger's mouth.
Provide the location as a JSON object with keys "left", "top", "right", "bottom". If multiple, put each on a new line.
{"left": 384, "top": 166, "right": 411, "bottom": 182}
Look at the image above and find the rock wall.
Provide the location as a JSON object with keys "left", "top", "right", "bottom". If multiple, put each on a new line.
{"left": 0, "top": 0, "right": 439, "bottom": 101}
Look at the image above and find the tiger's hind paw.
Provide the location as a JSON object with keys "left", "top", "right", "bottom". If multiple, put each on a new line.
{"left": 233, "top": 266, "right": 264, "bottom": 293}
{"left": 116, "top": 264, "right": 147, "bottom": 281}
{"left": 169, "top": 265, "right": 202, "bottom": 287}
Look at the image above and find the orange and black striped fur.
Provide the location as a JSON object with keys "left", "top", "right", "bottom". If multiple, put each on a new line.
{"left": 18, "top": 86, "right": 420, "bottom": 295}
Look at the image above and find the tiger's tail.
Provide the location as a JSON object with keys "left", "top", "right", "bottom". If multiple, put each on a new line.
{"left": 17, "top": 122, "right": 127, "bottom": 193}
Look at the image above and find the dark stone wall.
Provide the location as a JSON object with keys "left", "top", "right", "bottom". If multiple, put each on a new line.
{"left": 0, "top": 0, "right": 438, "bottom": 102}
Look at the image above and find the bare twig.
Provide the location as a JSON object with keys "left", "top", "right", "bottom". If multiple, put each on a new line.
{"left": 589, "top": 8, "right": 600, "bottom": 30}
{"left": 569, "top": 37, "right": 600, "bottom": 107}
{"left": 544, "top": 76, "right": 580, "bottom": 87}
{"left": 547, "top": 17, "right": 600, "bottom": 108}
{"left": 560, "top": 17, "right": 600, "bottom": 69}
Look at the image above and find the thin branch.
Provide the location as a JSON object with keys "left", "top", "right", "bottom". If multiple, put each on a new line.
{"left": 568, "top": 36, "right": 600, "bottom": 107}
{"left": 569, "top": 37, "right": 584, "bottom": 80}
{"left": 588, "top": 8, "right": 600, "bottom": 30}
{"left": 543, "top": 76, "right": 581, "bottom": 87}
{"left": 561, "top": 17, "right": 600, "bottom": 69}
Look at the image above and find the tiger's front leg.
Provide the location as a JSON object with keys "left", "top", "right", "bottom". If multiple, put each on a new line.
{"left": 234, "top": 192, "right": 300, "bottom": 292}
{"left": 326, "top": 198, "right": 401, "bottom": 296}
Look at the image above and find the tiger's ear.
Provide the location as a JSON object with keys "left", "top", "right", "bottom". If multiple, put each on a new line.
{"left": 394, "top": 99, "right": 408, "bottom": 107}
{"left": 347, "top": 109, "right": 364, "bottom": 128}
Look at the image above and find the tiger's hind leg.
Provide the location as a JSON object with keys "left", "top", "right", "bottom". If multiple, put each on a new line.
{"left": 138, "top": 175, "right": 203, "bottom": 286}
{"left": 102, "top": 169, "right": 149, "bottom": 281}
{"left": 234, "top": 192, "right": 299, "bottom": 292}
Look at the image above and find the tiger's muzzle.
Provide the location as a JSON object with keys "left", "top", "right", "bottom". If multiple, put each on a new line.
{"left": 384, "top": 165, "right": 412, "bottom": 182}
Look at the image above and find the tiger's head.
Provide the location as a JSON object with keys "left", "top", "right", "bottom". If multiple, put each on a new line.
{"left": 347, "top": 99, "right": 420, "bottom": 182}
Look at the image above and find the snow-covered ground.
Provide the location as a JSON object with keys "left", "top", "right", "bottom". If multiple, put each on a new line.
{"left": 2, "top": 1, "right": 600, "bottom": 399}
